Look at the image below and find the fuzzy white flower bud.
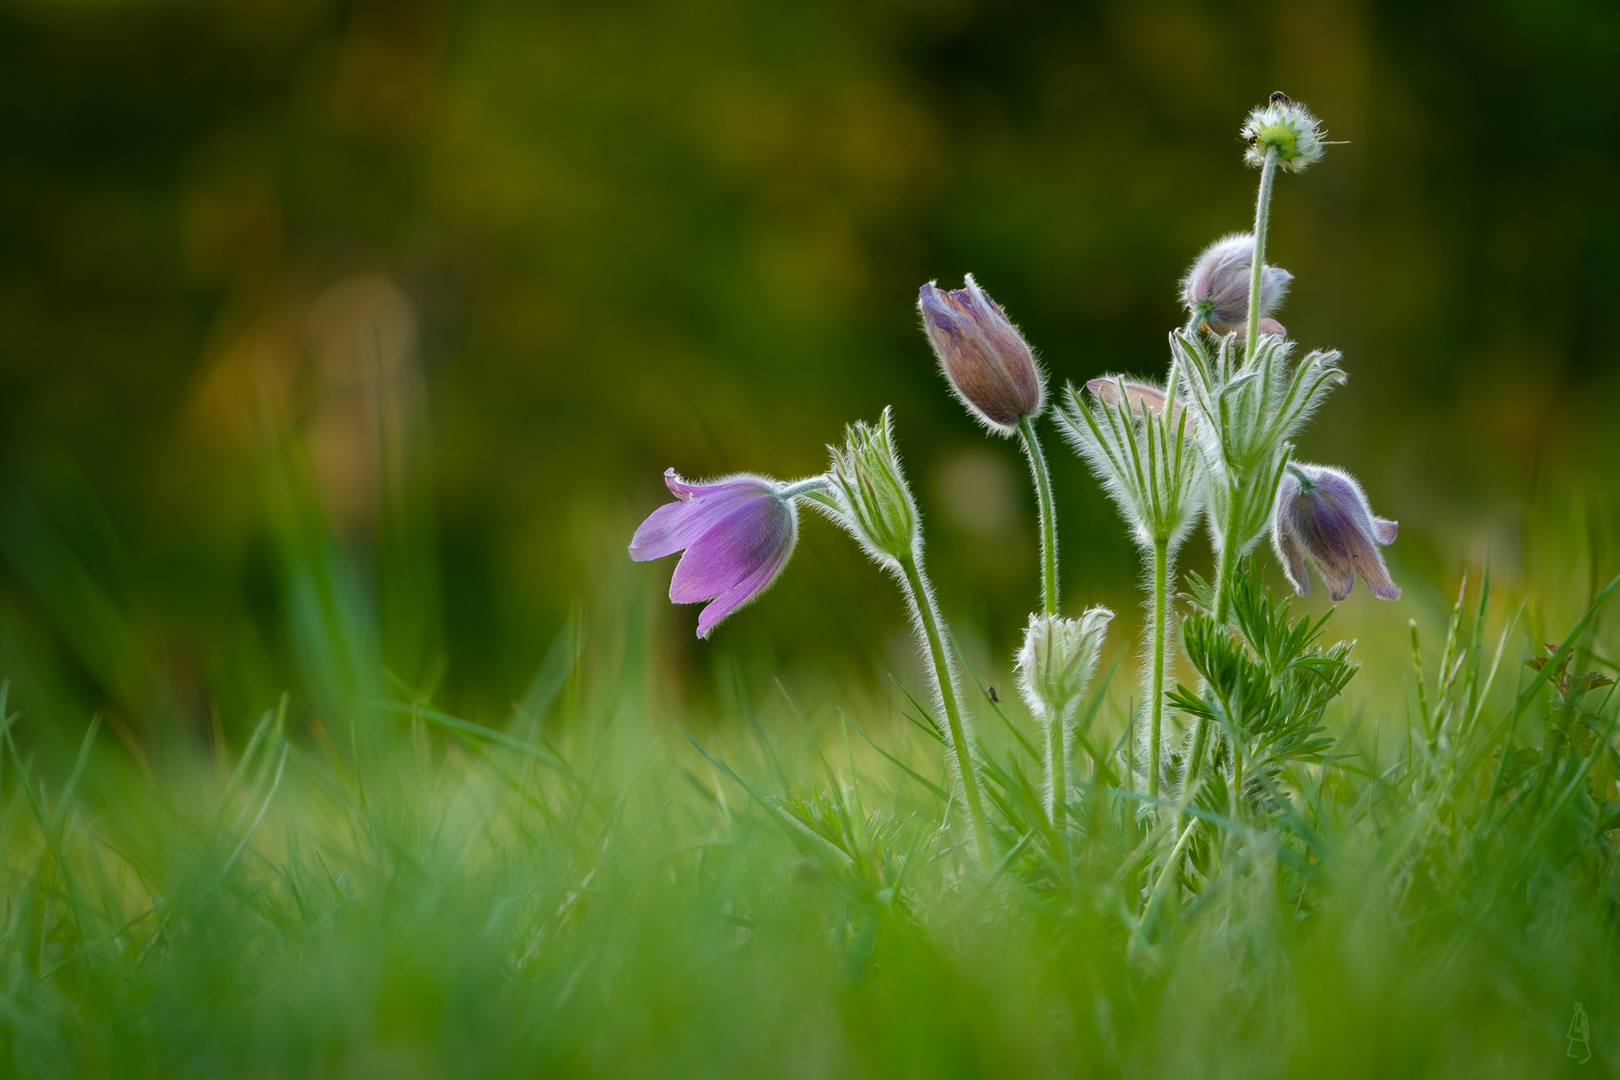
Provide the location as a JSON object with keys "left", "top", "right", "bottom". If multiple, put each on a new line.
{"left": 1016, "top": 607, "right": 1113, "bottom": 720}
{"left": 1058, "top": 375, "right": 1202, "bottom": 551}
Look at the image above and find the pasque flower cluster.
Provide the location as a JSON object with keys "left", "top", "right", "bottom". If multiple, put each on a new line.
{"left": 629, "top": 92, "right": 1399, "bottom": 865}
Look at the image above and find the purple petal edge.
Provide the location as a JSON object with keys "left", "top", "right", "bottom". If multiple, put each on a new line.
{"left": 628, "top": 470, "right": 776, "bottom": 561}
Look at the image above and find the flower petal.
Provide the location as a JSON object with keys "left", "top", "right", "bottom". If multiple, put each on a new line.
{"left": 1314, "top": 546, "right": 1358, "bottom": 602}
{"left": 1349, "top": 545, "right": 1401, "bottom": 600}
{"left": 1373, "top": 517, "right": 1398, "bottom": 545}
{"left": 662, "top": 469, "right": 774, "bottom": 502}
{"left": 1087, "top": 377, "right": 1166, "bottom": 415}
{"left": 1274, "top": 528, "right": 1311, "bottom": 596}
{"left": 669, "top": 495, "right": 795, "bottom": 605}
{"left": 695, "top": 538, "right": 796, "bottom": 638}
{"left": 629, "top": 470, "right": 775, "bottom": 561}
{"left": 1181, "top": 233, "right": 1292, "bottom": 325}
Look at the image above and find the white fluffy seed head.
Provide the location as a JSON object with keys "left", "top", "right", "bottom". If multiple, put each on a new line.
{"left": 1241, "top": 95, "right": 1326, "bottom": 173}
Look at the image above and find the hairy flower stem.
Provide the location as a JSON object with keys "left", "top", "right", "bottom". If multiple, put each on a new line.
{"left": 1209, "top": 147, "right": 1279, "bottom": 628}
{"left": 777, "top": 476, "right": 832, "bottom": 499}
{"left": 898, "top": 552, "right": 994, "bottom": 868}
{"left": 1245, "top": 148, "right": 1279, "bottom": 367}
{"left": 1199, "top": 480, "right": 1243, "bottom": 821}
{"left": 1147, "top": 537, "right": 1169, "bottom": 806}
{"left": 1017, "top": 417, "right": 1059, "bottom": 617}
{"left": 1211, "top": 478, "right": 1242, "bottom": 624}
{"left": 1045, "top": 705, "right": 1065, "bottom": 834}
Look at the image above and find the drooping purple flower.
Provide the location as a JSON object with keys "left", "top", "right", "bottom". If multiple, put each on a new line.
{"left": 629, "top": 469, "right": 800, "bottom": 638}
{"left": 1272, "top": 463, "right": 1400, "bottom": 601}
{"left": 1181, "top": 233, "right": 1293, "bottom": 336}
{"left": 918, "top": 276, "right": 1045, "bottom": 435}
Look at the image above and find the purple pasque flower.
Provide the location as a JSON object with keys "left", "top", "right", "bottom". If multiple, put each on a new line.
{"left": 1272, "top": 463, "right": 1400, "bottom": 601}
{"left": 629, "top": 469, "right": 801, "bottom": 638}
{"left": 918, "top": 275, "right": 1045, "bottom": 435}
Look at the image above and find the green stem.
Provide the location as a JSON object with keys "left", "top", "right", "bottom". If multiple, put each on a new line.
{"left": 777, "top": 476, "right": 832, "bottom": 499}
{"left": 1045, "top": 702, "right": 1065, "bottom": 834}
{"left": 1207, "top": 149, "right": 1280, "bottom": 627}
{"left": 1186, "top": 716, "right": 1212, "bottom": 793}
{"left": 1137, "top": 813, "right": 1201, "bottom": 944}
{"left": 1017, "top": 417, "right": 1059, "bottom": 617}
{"left": 1211, "top": 479, "right": 1242, "bottom": 625}
{"left": 1148, "top": 537, "right": 1169, "bottom": 805}
{"left": 1124, "top": 700, "right": 1138, "bottom": 854}
{"left": 1245, "top": 148, "right": 1279, "bottom": 365}
{"left": 898, "top": 552, "right": 993, "bottom": 868}
{"left": 1231, "top": 735, "right": 1246, "bottom": 817}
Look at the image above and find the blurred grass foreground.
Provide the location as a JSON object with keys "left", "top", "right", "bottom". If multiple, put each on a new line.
{"left": 3, "top": 563, "right": 1620, "bottom": 1077}
{"left": 5, "top": 0, "right": 1620, "bottom": 1077}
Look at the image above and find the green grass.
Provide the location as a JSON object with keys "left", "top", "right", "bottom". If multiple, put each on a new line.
{"left": 2, "top": 560, "right": 1617, "bottom": 1079}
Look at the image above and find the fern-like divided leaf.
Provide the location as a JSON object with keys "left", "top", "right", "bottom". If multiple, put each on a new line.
{"left": 1169, "top": 563, "right": 1356, "bottom": 808}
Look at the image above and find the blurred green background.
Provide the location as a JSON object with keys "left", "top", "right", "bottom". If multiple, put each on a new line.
{"left": 3, "top": 0, "right": 1619, "bottom": 744}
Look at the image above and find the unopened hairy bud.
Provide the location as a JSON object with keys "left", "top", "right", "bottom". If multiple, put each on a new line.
{"left": 1016, "top": 607, "right": 1113, "bottom": 719}
{"left": 1058, "top": 375, "right": 1202, "bottom": 550}
{"left": 918, "top": 275, "right": 1046, "bottom": 435}
{"left": 825, "top": 407, "right": 920, "bottom": 566}
{"left": 1181, "top": 233, "right": 1292, "bottom": 331}
{"left": 1084, "top": 376, "right": 1192, "bottom": 425}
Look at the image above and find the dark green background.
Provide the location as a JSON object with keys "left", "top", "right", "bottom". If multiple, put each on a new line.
{"left": 3, "top": 0, "right": 1618, "bottom": 738}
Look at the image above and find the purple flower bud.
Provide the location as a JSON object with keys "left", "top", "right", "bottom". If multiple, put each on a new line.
{"left": 1271, "top": 463, "right": 1400, "bottom": 602}
{"left": 629, "top": 469, "right": 800, "bottom": 638}
{"left": 918, "top": 275, "right": 1045, "bottom": 435}
{"left": 1181, "top": 233, "right": 1292, "bottom": 331}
